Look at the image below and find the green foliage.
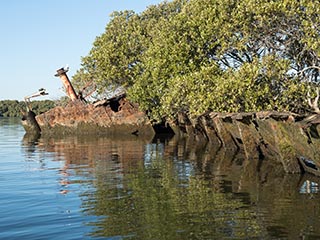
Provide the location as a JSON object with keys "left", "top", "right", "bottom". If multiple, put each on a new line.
{"left": 0, "top": 100, "right": 55, "bottom": 117}
{"left": 74, "top": 0, "right": 320, "bottom": 122}
{"left": 31, "top": 100, "right": 55, "bottom": 114}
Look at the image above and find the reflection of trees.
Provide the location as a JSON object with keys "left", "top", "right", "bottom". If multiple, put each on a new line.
{"left": 198, "top": 142, "right": 320, "bottom": 239}
{"left": 83, "top": 138, "right": 265, "bottom": 239}
{"left": 244, "top": 174, "right": 320, "bottom": 239}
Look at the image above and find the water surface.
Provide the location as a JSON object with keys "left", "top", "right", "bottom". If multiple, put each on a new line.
{"left": 1, "top": 117, "right": 320, "bottom": 239}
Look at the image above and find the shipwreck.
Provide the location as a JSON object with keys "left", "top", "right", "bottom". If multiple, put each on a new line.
{"left": 22, "top": 66, "right": 320, "bottom": 176}
{"left": 22, "top": 67, "right": 156, "bottom": 138}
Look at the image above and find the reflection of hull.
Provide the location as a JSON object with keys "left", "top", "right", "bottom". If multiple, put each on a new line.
{"left": 298, "top": 156, "right": 320, "bottom": 177}
{"left": 27, "top": 134, "right": 152, "bottom": 171}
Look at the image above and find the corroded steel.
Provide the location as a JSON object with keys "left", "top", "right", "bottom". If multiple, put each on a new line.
{"left": 55, "top": 67, "right": 78, "bottom": 101}
{"left": 24, "top": 88, "right": 48, "bottom": 111}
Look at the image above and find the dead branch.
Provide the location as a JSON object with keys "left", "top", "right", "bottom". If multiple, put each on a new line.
{"left": 297, "top": 66, "right": 320, "bottom": 81}
{"left": 307, "top": 87, "right": 320, "bottom": 114}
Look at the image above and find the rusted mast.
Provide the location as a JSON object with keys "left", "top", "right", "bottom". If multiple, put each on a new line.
{"left": 55, "top": 67, "right": 78, "bottom": 101}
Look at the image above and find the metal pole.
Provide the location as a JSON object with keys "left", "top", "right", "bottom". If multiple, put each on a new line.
{"left": 55, "top": 67, "right": 78, "bottom": 101}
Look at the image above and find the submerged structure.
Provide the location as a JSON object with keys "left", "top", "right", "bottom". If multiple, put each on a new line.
{"left": 170, "top": 111, "right": 320, "bottom": 175}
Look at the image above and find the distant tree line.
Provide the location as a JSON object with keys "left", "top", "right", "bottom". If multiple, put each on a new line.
{"left": 0, "top": 100, "right": 55, "bottom": 117}
{"left": 73, "top": 0, "right": 320, "bottom": 122}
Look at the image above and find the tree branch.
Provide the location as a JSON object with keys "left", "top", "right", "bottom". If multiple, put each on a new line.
{"left": 307, "top": 87, "right": 320, "bottom": 114}
{"left": 298, "top": 66, "right": 320, "bottom": 75}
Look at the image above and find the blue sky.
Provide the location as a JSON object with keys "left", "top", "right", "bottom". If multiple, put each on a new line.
{"left": 0, "top": 1, "right": 164, "bottom": 100}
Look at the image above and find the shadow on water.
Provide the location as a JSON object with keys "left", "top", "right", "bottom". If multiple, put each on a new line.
{"left": 20, "top": 132, "right": 320, "bottom": 240}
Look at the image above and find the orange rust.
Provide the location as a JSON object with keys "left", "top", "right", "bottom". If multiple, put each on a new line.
{"left": 55, "top": 68, "right": 78, "bottom": 101}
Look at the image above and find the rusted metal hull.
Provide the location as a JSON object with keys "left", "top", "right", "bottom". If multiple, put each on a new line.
{"left": 21, "top": 110, "right": 41, "bottom": 134}
{"left": 22, "top": 97, "right": 155, "bottom": 138}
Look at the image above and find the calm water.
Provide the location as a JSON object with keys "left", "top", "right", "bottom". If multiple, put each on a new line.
{"left": 1, "top": 117, "right": 320, "bottom": 239}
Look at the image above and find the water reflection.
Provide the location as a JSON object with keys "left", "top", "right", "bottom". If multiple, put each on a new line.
{"left": 21, "top": 133, "right": 320, "bottom": 239}
{"left": 80, "top": 138, "right": 266, "bottom": 239}
{"left": 22, "top": 132, "right": 40, "bottom": 154}
{"left": 299, "top": 175, "right": 320, "bottom": 194}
